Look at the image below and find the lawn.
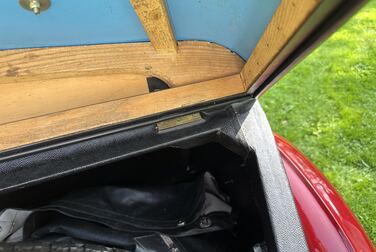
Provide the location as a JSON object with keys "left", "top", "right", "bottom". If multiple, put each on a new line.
{"left": 260, "top": 0, "right": 376, "bottom": 244}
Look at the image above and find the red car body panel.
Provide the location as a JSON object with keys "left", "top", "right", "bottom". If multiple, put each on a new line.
{"left": 274, "top": 134, "right": 375, "bottom": 252}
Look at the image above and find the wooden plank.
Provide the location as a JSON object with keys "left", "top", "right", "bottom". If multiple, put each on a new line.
{"left": 0, "top": 74, "right": 245, "bottom": 151}
{"left": 241, "top": 0, "right": 321, "bottom": 88}
{"left": 0, "top": 41, "right": 244, "bottom": 87}
{"left": 130, "top": 0, "right": 177, "bottom": 52}
{"left": 0, "top": 73, "right": 149, "bottom": 125}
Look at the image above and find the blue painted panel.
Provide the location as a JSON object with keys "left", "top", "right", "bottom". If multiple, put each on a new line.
{"left": 0, "top": 0, "right": 279, "bottom": 59}
{"left": 166, "top": 0, "right": 280, "bottom": 59}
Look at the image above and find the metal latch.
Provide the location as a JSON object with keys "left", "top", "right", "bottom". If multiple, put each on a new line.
{"left": 156, "top": 113, "right": 203, "bottom": 131}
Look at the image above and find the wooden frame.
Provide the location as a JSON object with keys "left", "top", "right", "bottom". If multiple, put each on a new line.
{"left": 0, "top": 41, "right": 243, "bottom": 87}
{"left": 0, "top": 0, "right": 322, "bottom": 151}
{"left": 0, "top": 75, "right": 244, "bottom": 151}
{"left": 0, "top": 73, "right": 149, "bottom": 125}
{"left": 0, "top": 41, "right": 244, "bottom": 125}
{"left": 130, "top": 0, "right": 177, "bottom": 52}
{"left": 240, "top": 0, "right": 321, "bottom": 88}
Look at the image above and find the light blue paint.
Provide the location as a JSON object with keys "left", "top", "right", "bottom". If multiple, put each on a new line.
{"left": 0, "top": 0, "right": 279, "bottom": 59}
{"left": 166, "top": 0, "right": 280, "bottom": 59}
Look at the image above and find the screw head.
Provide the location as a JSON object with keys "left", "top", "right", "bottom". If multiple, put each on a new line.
{"left": 19, "top": 0, "right": 51, "bottom": 15}
{"left": 29, "top": 0, "right": 41, "bottom": 14}
{"left": 177, "top": 220, "right": 185, "bottom": 227}
{"left": 199, "top": 217, "right": 212, "bottom": 228}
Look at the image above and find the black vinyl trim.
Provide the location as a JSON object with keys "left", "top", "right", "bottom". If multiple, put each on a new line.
{"left": 0, "top": 94, "right": 251, "bottom": 160}
{"left": 0, "top": 99, "right": 308, "bottom": 251}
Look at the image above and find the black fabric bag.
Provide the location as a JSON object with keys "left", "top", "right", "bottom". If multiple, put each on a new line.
{"left": 21, "top": 172, "right": 237, "bottom": 251}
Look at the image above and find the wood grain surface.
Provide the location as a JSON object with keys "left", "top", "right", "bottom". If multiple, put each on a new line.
{"left": 130, "top": 0, "right": 177, "bottom": 52}
{"left": 241, "top": 0, "right": 321, "bottom": 88}
{"left": 0, "top": 74, "right": 245, "bottom": 151}
{"left": 0, "top": 73, "right": 149, "bottom": 125}
{"left": 0, "top": 41, "right": 244, "bottom": 87}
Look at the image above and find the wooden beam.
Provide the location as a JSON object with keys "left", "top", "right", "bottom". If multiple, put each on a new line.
{"left": 0, "top": 41, "right": 244, "bottom": 87}
{"left": 0, "top": 74, "right": 245, "bottom": 151}
{"left": 240, "top": 0, "right": 321, "bottom": 88}
{"left": 130, "top": 0, "right": 177, "bottom": 52}
{"left": 0, "top": 73, "right": 149, "bottom": 125}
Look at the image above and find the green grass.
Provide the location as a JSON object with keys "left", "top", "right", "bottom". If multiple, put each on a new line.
{"left": 260, "top": 0, "right": 376, "bottom": 244}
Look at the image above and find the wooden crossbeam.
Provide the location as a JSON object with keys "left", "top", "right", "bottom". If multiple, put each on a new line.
{"left": 240, "top": 0, "right": 321, "bottom": 88}
{"left": 0, "top": 73, "right": 149, "bottom": 125}
{"left": 0, "top": 42, "right": 243, "bottom": 125}
{"left": 0, "top": 74, "right": 245, "bottom": 151}
{"left": 130, "top": 0, "right": 177, "bottom": 52}
{"left": 0, "top": 41, "right": 243, "bottom": 87}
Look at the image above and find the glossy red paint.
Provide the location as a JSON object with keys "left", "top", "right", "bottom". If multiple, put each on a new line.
{"left": 274, "top": 134, "right": 375, "bottom": 252}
